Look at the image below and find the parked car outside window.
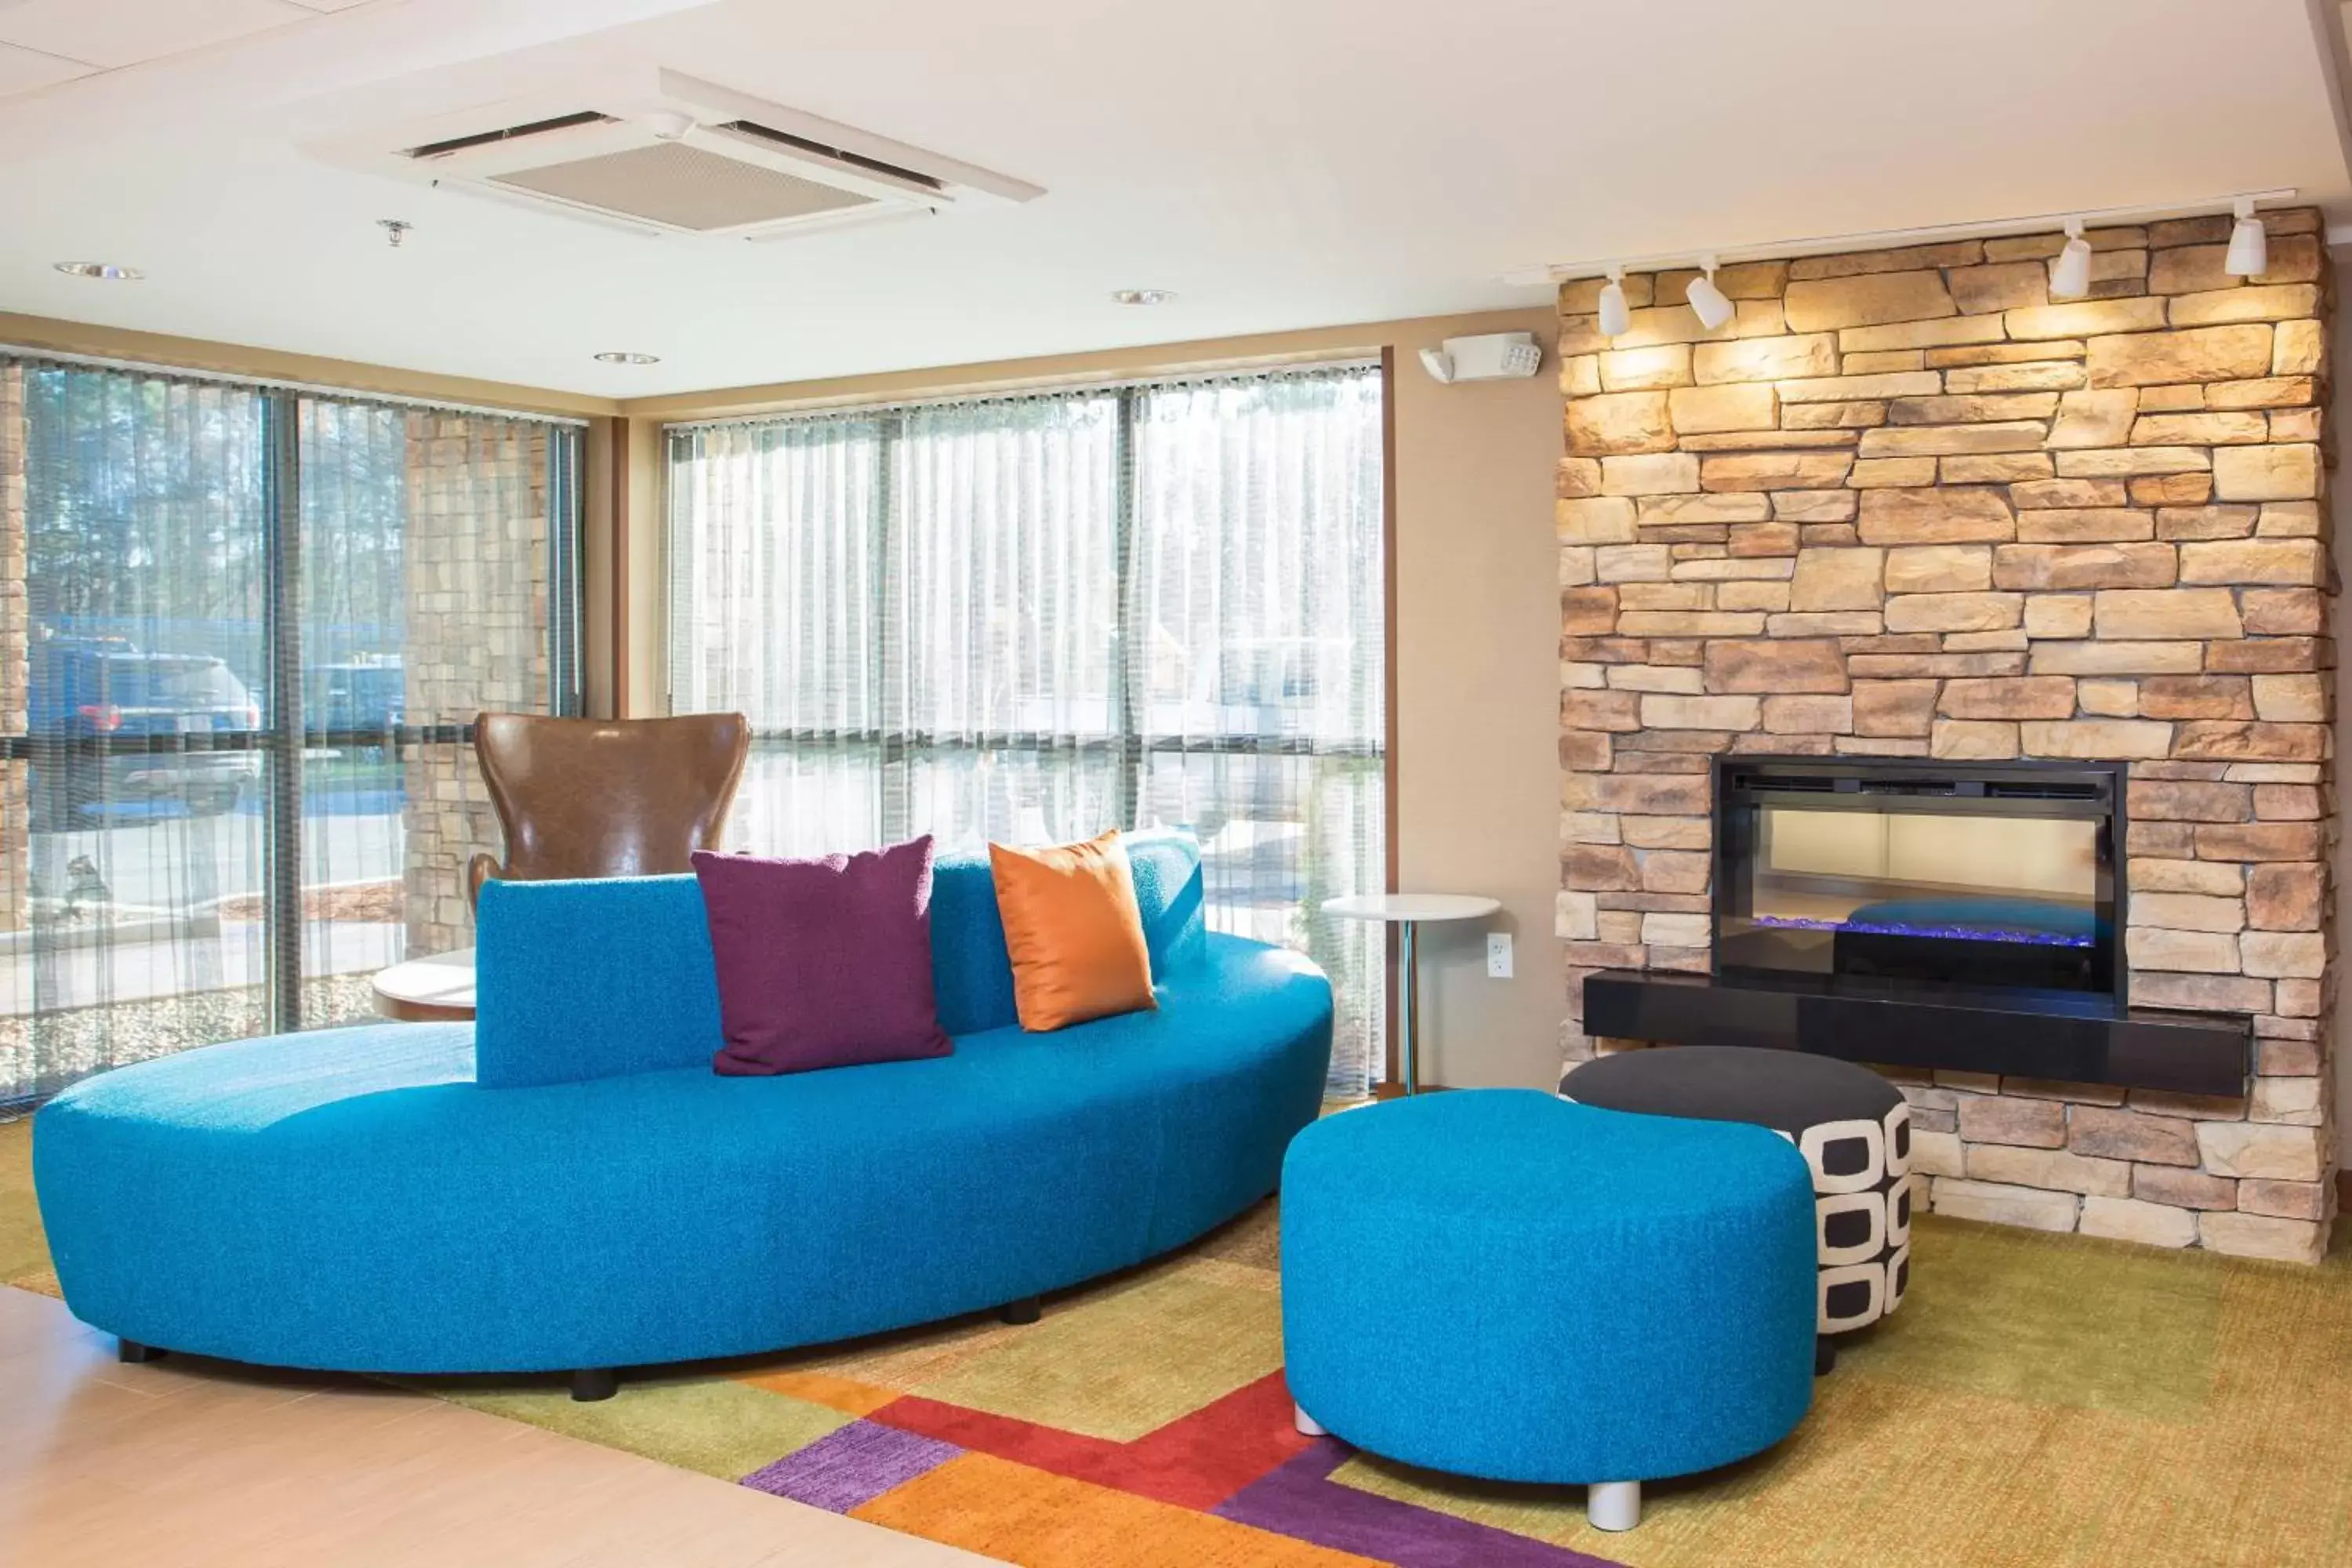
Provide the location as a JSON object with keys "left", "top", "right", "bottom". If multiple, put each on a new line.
{"left": 26, "top": 638, "right": 263, "bottom": 826}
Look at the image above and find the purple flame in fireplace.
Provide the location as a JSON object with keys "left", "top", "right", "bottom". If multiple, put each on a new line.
{"left": 1750, "top": 913, "right": 2092, "bottom": 947}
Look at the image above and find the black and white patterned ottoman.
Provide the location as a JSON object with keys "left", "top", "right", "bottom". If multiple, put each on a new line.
{"left": 1560, "top": 1045, "right": 1910, "bottom": 1374}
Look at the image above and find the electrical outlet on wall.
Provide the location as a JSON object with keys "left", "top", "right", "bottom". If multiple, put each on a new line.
{"left": 1486, "top": 933, "right": 1513, "bottom": 979}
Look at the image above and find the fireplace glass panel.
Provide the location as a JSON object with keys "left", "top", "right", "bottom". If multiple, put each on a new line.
{"left": 1714, "top": 759, "right": 2121, "bottom": 996}
{"left": 1752, "top": 807, "right": 2098, "bottom": 946}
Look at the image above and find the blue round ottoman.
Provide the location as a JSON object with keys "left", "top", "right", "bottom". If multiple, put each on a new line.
{"left": 1279, "top": 1089, "right": 1816, "bottom": 1532}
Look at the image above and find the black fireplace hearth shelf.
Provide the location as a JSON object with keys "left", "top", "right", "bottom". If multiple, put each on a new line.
{"left": 1581, "top": 969, "right": 2249, "bottom": 1098}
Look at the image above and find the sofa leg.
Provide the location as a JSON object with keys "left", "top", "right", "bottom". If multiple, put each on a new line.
{"left": 1292, "top": 1402, "right": 1327, "bottom": 1438}
{"left": 999, "top": 1296, "right": 1042, "bottom": 1326}
{"left": 1588, "top": 1479, "right": 1641, "bottom": 1532}
{"left": 117, "top": 1338, "right": 168, "bottom": 1365}
{"left": 570, "top": 1368, "right": 619, "bottom": 1403}
{"left": 1815, "top": 1336, "right": 1838, "bottom": 1377}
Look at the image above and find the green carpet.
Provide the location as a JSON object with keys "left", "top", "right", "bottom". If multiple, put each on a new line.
{"left": 8, "top": 1112, "right": 2352, "bottom": 1566}
{"left": 0, "top": 1116, "right": 51, "bottom": 1294}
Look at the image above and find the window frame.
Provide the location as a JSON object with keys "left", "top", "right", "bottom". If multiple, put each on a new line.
{"left": 659, "top": 359, "right": 1392, "bottom": 1089}
{"left": 0, "top": 354, "right": 588, "bottom": 1051}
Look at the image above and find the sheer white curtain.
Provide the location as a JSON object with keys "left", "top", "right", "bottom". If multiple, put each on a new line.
{"left": 667, "top": 365, "right": 1386, "bottom": 1091}
{"left": 1127, "top": 371, "right": 1387, "bottom": 1090}
{"left": 0, "top": 359, "right": 581, "bottom": 1110}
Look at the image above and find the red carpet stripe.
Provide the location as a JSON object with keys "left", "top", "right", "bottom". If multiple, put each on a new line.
{"left": 868, "top": 1369, "right": 1316, "bottom": 1511}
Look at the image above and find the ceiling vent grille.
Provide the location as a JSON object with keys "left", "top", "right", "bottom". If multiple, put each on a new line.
{"left": 711, "top": 120, "right": 947, "bottom": 194}
{"left": 310, "top": 68, "right": 1041, "bottom": 241}
{"left": 403, "top": 111, "right": 615, "bottom": 162}
{"left": 491, "top": 142, "right": 875, "bottom": 231}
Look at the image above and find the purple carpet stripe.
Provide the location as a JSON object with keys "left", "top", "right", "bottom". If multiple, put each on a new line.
{"left": 739, "top": 1420, "right": 961, "bottom": 1512}
{"left": 1214, "top": 1443, "right": 1629, "bottom": 1568}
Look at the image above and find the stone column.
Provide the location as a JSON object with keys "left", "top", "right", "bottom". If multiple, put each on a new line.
{"left": 400, "top": 415, "right": 551, "bottom": 953}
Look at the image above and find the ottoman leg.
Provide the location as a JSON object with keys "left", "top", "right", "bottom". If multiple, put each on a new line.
{"left": 999, "top": 1296, "right": 1043, "bottom": 1326}
{"left": 1815, "top": 1336, "right": 1838, "bottom": 1377}
{"left": 117, "top": 1338, "right": 168, "bottom": 1364}
{"left": 1588, "top": 1480, "right": 1641, "bottom": 1532}
{"left": 1292, "top": 1402, "right": 1327, "bottom": 1437}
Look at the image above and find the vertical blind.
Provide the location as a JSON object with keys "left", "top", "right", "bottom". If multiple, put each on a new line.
{"left": 668, "top": 364, "right": 1388, "bottom": 1092}
{"left": 0, "top": 356, "right": 581, "bottom": 1109}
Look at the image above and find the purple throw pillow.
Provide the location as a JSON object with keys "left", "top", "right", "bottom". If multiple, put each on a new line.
{"left": 692, "top": 836, "right": 953, "bottom": 1076}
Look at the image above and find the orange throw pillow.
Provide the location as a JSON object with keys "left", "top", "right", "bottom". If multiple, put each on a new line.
{"left": 988, "top": 829, "right": 1158, "bottom": 1032}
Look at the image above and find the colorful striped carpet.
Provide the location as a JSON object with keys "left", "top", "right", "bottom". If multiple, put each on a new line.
{"left": 5, "top": 1117, "right": 2351, "bottom": 1566}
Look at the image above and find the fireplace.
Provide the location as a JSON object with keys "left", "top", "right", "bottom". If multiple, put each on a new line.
{"left": 1552, "top": 216, "right": 2336, "bottom": 1258}
{"left": 1713, "top": 757, "right": 2121, "bottom": 1000}
{"left": 1580, "top": 754, "right": 2249, "bottom": 1097}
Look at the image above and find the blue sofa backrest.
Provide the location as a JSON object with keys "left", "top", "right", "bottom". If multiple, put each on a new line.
{"left": 475, "top": 830, "right": 1207, "bottom": 1088}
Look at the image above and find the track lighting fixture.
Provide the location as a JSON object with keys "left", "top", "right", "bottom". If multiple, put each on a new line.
{"left": 1510, "top": 189, "right": 2296, "bottom": 296}
{"left": 1686, "top": 256, "right": 1735, "bottom": 330}
{"left": 2224, "top": 197, "right": 2267, "bottom": 278}
{"left": 1596, "top": 267, "right": 1631, "bottom": 338}
{"left": 2049, "top": 220, "right": 2092, "bottom": 300}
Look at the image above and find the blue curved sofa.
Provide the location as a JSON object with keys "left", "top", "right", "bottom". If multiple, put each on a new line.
{"left": 34, "top": 834, "right": 1333, "bottom": 1391}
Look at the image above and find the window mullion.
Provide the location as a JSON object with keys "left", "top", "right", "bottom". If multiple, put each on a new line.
{"left": 874, "top": 412, "right": 906, "bottom": 843}
{"left": 260, "top": 390, "right": 303, "bottom": 1034}
{"left": 1112, "top": 387, "right": 1140, "bottom": 828}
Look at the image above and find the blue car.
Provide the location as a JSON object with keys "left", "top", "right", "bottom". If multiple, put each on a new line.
{"left": 27, "top": 639, "right": 263, "bottom": 826}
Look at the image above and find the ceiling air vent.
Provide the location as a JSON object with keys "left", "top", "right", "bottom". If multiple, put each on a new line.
{"left": 402, "top": 111, "right": 616, "bottom": 162}
{"left": 492, "top": 142, "right": 877, "bottom": 232}
{"left": 710, "top": 120, "right": 948, "bottom": 194}
{"left": 309, "top": 68, "right": 1041, "bottom": 241}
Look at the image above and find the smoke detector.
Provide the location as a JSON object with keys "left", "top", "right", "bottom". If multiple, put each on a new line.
{"left": 307, "top": 68, "right": 1042, "bottom": 241}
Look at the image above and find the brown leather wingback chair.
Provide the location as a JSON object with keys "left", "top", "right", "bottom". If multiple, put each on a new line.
{"left": 465, "top": 713, "right": 752, "bottom": 906}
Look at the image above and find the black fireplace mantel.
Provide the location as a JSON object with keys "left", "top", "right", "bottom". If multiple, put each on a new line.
{"left": 1580, "top": 968, "right": 2249, "bottom": 1098}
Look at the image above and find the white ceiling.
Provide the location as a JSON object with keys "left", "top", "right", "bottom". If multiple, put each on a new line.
{"left": 0, "top": 0, "right": 2347, "bottom": 398}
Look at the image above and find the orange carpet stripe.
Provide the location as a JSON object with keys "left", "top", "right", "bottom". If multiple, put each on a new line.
{"left": 736, "top": 1368, "right": 905, "bottom": 1417}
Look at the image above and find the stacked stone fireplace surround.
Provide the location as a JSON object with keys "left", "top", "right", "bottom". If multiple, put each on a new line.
{"left": 1555, "top": 209, "right": 2338, "bottom": 1263}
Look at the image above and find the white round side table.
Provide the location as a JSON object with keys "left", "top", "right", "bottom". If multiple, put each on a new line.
{"left": 1323, "top": 894, "right": 1501, "bottom": 1095}
{"left": 372, "top": 946, "right": 477, "bottom": 1022}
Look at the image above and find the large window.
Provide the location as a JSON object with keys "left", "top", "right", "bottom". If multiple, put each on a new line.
{"left": 668, "top": 365, "right": 1387, "bottom": 1091}
{"left": 0, "top": 357, "right": 581, "bottom": 1109}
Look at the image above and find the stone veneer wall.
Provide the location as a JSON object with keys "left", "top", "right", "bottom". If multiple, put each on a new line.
{"left": 1555, "top": 209, "right": 2337, "bottom": 1263}
{"left": 401, "top": 415, "right": 551, "bottom": 953}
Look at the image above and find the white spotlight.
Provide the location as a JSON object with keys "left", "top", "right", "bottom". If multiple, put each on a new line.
{"left": 1686, "top": 256, "right": 1735, "bottom": 330}
{"left": 1417, "top": 347, "right": 1455, "bottom": 383}
{"left": 1595, "top": 267, "right": 1631, "bottom": 338}
{"left": 2225, "top": 197, "right": 2267, "bottom": 278}
{"left": 2049, "top": 220, "right": 2092, "bottom": 300}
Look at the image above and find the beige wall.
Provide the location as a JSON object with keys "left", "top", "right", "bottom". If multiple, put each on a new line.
{"left": 626, "top": 310, "right": 1569, "bottom": 1090}
{"left": 1382, "top": 315, "right": 1568, "bottom": 1088}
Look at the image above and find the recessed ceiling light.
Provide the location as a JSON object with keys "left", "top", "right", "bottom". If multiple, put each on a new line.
{"left": 1112, "top": 289, "right": 1175, "bottom": 306}
{"left": 593, "top": 351, "right": 661, "bottom": 365}
{"left": 56, "top": 262, "right": 142, "bottom": 281}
